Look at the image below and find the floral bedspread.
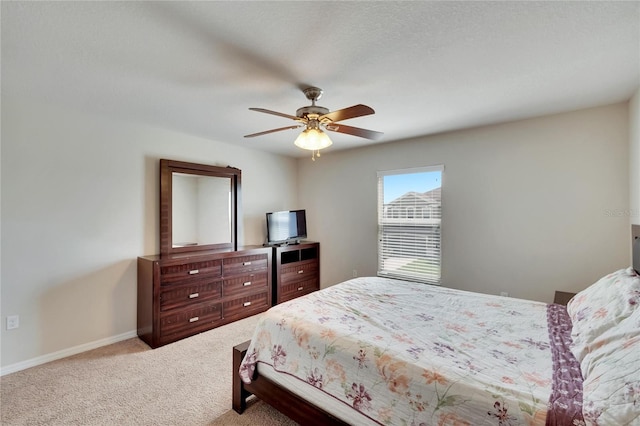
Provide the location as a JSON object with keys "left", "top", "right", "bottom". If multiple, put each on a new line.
{"left": 240, "top": 277, "right": 573, "bottom": 425}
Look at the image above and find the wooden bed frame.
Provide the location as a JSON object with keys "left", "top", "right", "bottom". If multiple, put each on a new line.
{"left": 233, "top": 225, "right": 640, "bottom": 425}
{"left": 232, "top": 340, "right": 348, "bottom": 426}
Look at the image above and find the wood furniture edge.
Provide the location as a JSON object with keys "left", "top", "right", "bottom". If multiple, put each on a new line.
{"left": 232, "top": 340, "right": 348, "bottom": 426}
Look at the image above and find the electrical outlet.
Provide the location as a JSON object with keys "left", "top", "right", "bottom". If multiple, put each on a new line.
{"left": 500, "top": 292, "right": 509, "bottom": 297}
{"left": 352, "top": 269, "right": 358, "bottom": 278}
{"left": 7, "top": 315, "right": 19, "bottom": 330}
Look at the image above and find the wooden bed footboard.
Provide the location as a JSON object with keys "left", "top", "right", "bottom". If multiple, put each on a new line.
{"left": 232, "top": 340, "right": 348, "bottom": 426}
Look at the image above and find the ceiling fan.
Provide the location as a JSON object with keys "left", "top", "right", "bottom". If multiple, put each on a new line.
{"left": 244, "top": 87, "right": 383, "bottom": 160}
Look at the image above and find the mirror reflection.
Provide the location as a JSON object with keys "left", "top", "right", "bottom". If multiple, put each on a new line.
{"left": 172, "top": 173, "right": 231, "bottom": 247}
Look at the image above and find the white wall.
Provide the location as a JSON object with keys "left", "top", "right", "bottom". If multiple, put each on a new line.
{"left": 2, "top": 98, "right": 633, "bottom": 372}
{"left": 1, "top": 96, "right": 298, "bottom": 370}
{"left": 630, "top": 88, "right": 640, "bottom": 225}
{"left": 298, "top": 103, "right": 630, "bottom": 302}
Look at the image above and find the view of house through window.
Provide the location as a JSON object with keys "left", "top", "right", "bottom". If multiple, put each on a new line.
{"left": 377, "top": 165, "right": 443, "bottom": 284}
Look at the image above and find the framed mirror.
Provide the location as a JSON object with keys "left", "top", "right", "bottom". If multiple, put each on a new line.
{"left": 160, "top": 159, "right": 241, "bottom": 255}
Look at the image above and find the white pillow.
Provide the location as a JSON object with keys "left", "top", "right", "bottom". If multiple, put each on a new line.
{"left": 566, "top": 267, "right": 640, "bottom": 361}
{"left": 581, "top": 309, "right": 640, "bottom": 425}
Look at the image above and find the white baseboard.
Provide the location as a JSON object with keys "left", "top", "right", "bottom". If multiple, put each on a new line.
{"left": 1, "top": 330, "right": 138, "bottom": 376}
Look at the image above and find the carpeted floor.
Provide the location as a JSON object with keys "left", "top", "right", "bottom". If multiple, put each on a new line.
{"left": 0, "top": 314, "right": 296, "bottom": 425}
{"left": 210, "top": 398, "right": 298, "bottom": 426}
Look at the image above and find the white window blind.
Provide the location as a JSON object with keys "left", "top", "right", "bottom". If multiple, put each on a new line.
{"left": 377, "top": 165, "right": 443, "bottom": 284}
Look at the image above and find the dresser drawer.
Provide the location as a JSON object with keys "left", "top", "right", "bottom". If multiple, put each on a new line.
{"left": 160, "top": 259, "right": 222, "bottom": 286}
{"left": 223, "top": 254, "right": 268, "bottom": 276}
{"left": 224, "top": 273, "right": 269, "bottom": 298}
{"left": 223, "top": 291, "right": 269, "bottom": 320}
{"left": 279, "top": 278, "right": 319, "bottom": 303}
{"left": 280, "top": 259, "right": 319, "bottom": 284}
{"left": 160, "top": 303, "right": 223, "bottom": 337}
{"left": 159, "top": 280, "right": 222, "bottom": 312}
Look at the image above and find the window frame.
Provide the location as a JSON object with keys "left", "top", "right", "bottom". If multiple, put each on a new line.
{"left": 377, "top": 165, "right": 444, "bottom": 284}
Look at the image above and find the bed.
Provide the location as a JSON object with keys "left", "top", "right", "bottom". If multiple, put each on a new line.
{"left": 233, "top": 229, "right": 640, "bottom": 425}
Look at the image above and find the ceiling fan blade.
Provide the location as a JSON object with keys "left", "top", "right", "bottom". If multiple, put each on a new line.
{"left": 244, "top": 125, "right": 302, "bottom": 138}
{"left": 249, "top": 108, "right": 301, "bottom": 122}
{"left": 324, "top": 123, "right": 384, "bottom": 140}
{"left": 320, "top": 104, "right": 375, "bottom": 123}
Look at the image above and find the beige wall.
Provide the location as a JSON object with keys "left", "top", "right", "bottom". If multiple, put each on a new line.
{"left": 1, "top": 97, "right": 298, "bottom": 371}
{"left": 298, "top": 103, "right": 630, "bottom": 302}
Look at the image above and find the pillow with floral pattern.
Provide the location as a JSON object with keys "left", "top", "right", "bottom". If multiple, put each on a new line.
{"left": 566, "top": 267, "right": 640, "bottom": 362}
{"left": 580, "top": 308, "right": 640, "bottom": 425}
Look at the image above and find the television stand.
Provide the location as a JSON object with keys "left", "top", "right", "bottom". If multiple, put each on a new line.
{"left": 272, "top": 241, "right": 319, "bottom": 304}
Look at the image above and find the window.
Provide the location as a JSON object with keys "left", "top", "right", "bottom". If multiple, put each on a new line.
{"left": 377, "top": 165, "right": 443, "bottom": 284}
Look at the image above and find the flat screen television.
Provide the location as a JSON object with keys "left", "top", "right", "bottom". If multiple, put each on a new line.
{"left": 266, "top": 209, "right": 307, "bottom": 246}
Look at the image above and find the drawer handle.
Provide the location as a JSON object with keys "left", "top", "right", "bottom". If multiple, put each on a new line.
{"left": 297, "top": 286, "right": 304, "bottom": 291}
{"left": 189, "top": 269, "right": 199, "bottom": 275}
{"left": 243, "top": 301, "right": 252, "bottom": 307}
{"left": 189, "top": 316, "right": 199, "bottom": 323}
{"left": 243, "top": 281, "right": 252, "bottom": 287}
{"left": 189, "top": 293, "right": 199, "bottom": 299}
{"left": 243, "top": 261, "right": 252, "bottom": 266}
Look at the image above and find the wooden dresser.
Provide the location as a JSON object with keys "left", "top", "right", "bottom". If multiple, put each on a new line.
{"left": 272, "top": 242, "right": 320, "bottom": 304}
{"left": 137, "top": 246, "right": 271, "bottom": 348}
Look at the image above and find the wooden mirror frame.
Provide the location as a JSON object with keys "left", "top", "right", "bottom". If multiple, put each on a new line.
{"left": 160, "top": 159, "right": 241, "bottom": 256}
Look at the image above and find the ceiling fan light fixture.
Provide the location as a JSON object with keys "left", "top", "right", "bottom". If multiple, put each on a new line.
{"left": 245, "top": 86, "right": 382, "bottom": 160}
{"left": 294, "top": 128, "right": 333, "bottom": 151}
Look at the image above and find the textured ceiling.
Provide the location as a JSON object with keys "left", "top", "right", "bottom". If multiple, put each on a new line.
{"left": 2, "top": 1, "right": 639, "bottom": 157}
